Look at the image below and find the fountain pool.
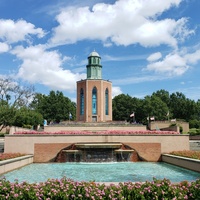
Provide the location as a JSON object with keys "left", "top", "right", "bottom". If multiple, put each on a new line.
{"left": 1, "top": 162, "right": 200, "bottom": 183}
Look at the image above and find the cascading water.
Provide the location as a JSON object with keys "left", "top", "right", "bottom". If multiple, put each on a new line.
{"left": 54, "top": 143, "right": 139, "bottom": 162}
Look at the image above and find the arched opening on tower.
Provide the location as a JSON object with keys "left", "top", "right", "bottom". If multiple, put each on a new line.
{"left": 80, "top": 88, "right": 84, "bottom": 115}
{"left": 105, "top": 88, "right": 109, "bottom": 115}
{"left": 92, "top": 87, "right": 97, "bottom": 122}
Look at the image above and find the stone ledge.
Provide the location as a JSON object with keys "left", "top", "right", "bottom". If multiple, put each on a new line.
{"left": 162, "top": 154, "right": 200, "bottom": 173}
{"left": 0, "top": 155, "right": 33, "bottom": 175}
{"left": 6, "top": 134, "right": 187, "bottom": 137}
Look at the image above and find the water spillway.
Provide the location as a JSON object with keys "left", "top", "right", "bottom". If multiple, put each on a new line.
{"left": 55, "top": 143, "right": 138, "bottom": 162}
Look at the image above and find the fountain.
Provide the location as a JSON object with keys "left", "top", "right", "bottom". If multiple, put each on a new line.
{"left": 55, "top": 143, "right": 139, "bottom": 162}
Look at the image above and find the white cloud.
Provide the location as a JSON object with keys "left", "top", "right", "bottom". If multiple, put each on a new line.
{"left": 184, "top": 49, "right": 200, "bottom": 64}
{"left": 112, "top": 74, "right": 167, "bottom": 85}
{"left": 146, "top": 53, "right": 189, "bottom": 76}
{"left": 11, "top": 45, "right": 86, "bottom": 92}
{"left": 103, "top": 54, "right": 147, "bottom": 62}
{"left": 0, "top": 42, "right": 9, "bottom": 53}
{"left": 145, "top": 47, "right": 200, "bottom": 77}
{"left": 173, "top": 18, "right": 195, "bottom": 42}
{"left": 0, "top": 19, "right": 45, "bottom": 44}
{"left": 49, "top": 0, "right": 192, "bottom": 48}
{"left": 112, "top": 86, "right": 122, "bottom": 98}
{"left": 138, "top": 0, "right": 181, "bottom": 17}
{"left": 147, "top": 52, "right": 162, "bottom": 62}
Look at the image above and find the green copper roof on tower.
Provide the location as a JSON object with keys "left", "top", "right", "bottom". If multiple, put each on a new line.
{"left": 86, "top": 50, "right": 102, "bottom": 79}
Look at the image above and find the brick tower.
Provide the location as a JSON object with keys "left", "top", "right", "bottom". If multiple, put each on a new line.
{"left": 76, "top": 51, "right": 112, "bottom": 122}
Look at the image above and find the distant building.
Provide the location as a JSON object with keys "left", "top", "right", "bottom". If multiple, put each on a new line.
{"left": 76, "top": 51, "right": 112, "bottom": 122}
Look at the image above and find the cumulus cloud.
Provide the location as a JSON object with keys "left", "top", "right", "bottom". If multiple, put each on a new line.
{"left": 49, "top": 0, "right": 193, "bottom": 48}
{"left": 113, "top": 46, "right": 200, "bottom": 85}
{"left": 147, "top": 52, "right": 162, "bottom": 62}
{"left": 11, "top": 45, "right": 86, "bottom": 92}
{"left": 0, "top": 42, "right": 9, "bottom": 53}
{"left": 0, "top": 19, "right": 45, "bottom": 44}
{"left": 145, "top": 46, "right": 200, "bottom": 76}
{"left": 146, "top": 53, "right": 189, "bottom": 76}
{"left": 184, "top": 49, "right": 200, "bottom": 64}
{"left": 112, "top": 86, "right": 122, "bottom": 98}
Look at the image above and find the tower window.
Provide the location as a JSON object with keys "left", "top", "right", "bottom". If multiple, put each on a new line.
{"left": 105, "top": 88, "right": 109, "bottom": 115}
{"left": 92, "top": 87, "right": 97, "bottom": 114}
{"left": 80, "top": 88, "right": 84, "bottom": 115}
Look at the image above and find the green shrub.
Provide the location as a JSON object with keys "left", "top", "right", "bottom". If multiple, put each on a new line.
{"left": 22, "top": 124, "right": 32, "bottom": 129}
{"left": 188, "top": 128, "right": 200, "bottom": 135}
{"left": 0, "top": 133, "right": 6, "bottom": 137}
{"left": 189, "top": 119, "right": 200, "bottom": 129}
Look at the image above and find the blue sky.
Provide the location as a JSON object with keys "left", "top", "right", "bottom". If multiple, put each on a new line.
{"left": 0, "top": 0, "right": 200, "bottom": 102}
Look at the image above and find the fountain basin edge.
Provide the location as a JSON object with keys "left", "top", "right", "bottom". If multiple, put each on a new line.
{"left": 162, "top": 154, "right": 200, "bottom": 173}
{"left": 0, "top": 155, "right": 33, "bottom": 175}
{"left": 0, "top": 154, "right": 199, "bottom": 177}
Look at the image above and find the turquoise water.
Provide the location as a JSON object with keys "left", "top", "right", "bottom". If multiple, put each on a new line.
{"left": 1, "top": 162, "right": 200, "bottom": 183}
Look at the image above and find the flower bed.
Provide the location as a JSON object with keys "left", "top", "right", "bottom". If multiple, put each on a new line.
{"left": 0, "top": 153, "right": 25, "bottom": 161}
{"left": 14, "top": 130, "right": 180, "bottom": 135}
{"left": 0, "top": 177, "right": 199, "bottom": 199}
{"left": 170, "top": 150, "right": 200, "bottom": 160}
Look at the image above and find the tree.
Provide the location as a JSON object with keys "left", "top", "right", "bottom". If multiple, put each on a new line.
{"left": 142, "top": 95, "right": 168, "bottom": 121}
{"left": 13, "top": 108, "right": 43, "bottom": 129}
{"left": 0, "top": 104, "right": 16, "bottom": 131}
{"left": 112, "top": 94, "right": 139, "bottom": 122}
{"left": 30, "top": 91, "right": 76, "bottom": 123}
{"left": 0, "top": 77, "right": 35, "bottom": 130}
{"left": 170, "top": 92, "right": 197, "bottom": 121}
{"left": 152, "top": 89, "right": 170, "bottom": 107}
{"left": 0, "top": 77, "right": 34, "bottom": 108}
{"left": 189, "top": 119, "right": 200, "bottom": 129}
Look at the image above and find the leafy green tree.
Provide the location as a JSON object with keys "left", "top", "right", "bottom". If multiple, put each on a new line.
{"left": 0, "top": 104, "right": 16, "bottom": 131}
{"left": 112, "top": 94, "right": 144, "bottom": 122}
{"left": 13, "top": 108, "right": 43, "bottom": 129}
{"left": 112, "top": 94, "right": 138, "bottom": 121}
{"left": 170, "top": 92, "right": 197, "bottom": 121}
{"left": 170, "top": 92, "right": 186, "bottom": 120}
{"left": 189, "top": 119, "right": 200, "bottom": 129}
{"left": 196, "top": 100, "right": 200, "bottom": 118}
{"left": 132, "top": 98, "right": 144, "bottom": 123}
{"left": 30, "top": 91, "right": 76, "bottom": 123}
{"left": 143, "top": 95, "right": 168, "bottom": 121}
{"left": 152, "top": 89, "right": 170, "bottom": 107}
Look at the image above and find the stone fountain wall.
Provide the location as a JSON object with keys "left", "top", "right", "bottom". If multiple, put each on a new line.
{"left": 4, "top": 134, "right": 189, "bottom": 162}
